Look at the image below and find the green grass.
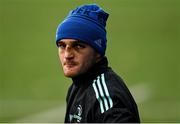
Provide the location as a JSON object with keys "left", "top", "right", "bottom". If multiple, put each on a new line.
{"left": 0, "top": 0, "right": 179, "bottom": 122}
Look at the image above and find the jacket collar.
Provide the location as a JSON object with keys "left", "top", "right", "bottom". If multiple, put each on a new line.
{"left": 72, "top": 57, "right": 109, "bottom": 87}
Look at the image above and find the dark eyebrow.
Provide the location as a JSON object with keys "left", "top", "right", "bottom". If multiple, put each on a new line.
{"left": 73, "top": 40, "right": 82, "bottom": 43}
{"left": 58, "top": 40, "right": 88, "bottom": 46}
{"left": 73, "top": 40, "right": 87, "bottom": 45}
{"left": 57, "top": 40, "right": 64, "bottom": 46}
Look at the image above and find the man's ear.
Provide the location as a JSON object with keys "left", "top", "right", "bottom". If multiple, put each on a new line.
{"left": 95, "top": 53, "right": 102, "bottom": 63}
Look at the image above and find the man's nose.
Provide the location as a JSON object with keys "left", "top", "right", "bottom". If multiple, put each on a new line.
{"left": 64, "top": 46, "right": 74, "bottom": 59}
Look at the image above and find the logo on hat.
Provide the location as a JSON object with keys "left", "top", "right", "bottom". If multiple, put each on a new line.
{"left": 94, "top": 39, "right": 102, "bottom": 48}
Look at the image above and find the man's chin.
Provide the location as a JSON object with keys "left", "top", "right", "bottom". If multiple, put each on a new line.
{"left": 64, "top": 72, "right": 78, "bottom": 78}
{"left": 63, "top": 67, "right": 80, "bottom": 78}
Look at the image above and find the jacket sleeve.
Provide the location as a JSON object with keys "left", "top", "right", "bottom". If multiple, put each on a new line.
{"left": 92, "top": 74, "right": 140, "bottom": 123}
{"left": 94, "top": 107, "right": 139, "bottom": 123}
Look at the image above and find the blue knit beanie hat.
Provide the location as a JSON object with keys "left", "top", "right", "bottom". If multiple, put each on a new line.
{"left": 56, "top": 4, "right": 109, "bottom": 56}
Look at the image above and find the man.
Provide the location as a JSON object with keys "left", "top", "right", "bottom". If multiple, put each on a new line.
{"left": 55, "top": 4, "right": 140, "bottom": 123}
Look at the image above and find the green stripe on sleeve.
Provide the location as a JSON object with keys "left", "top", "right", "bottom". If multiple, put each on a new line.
{"left": 101, "top": 73, "right": 113, "bottom": 108}
{"left": 92, "top": 80, "right": 105, "bottom": 113}
{"left": 96, "top": 76, "right": 109, "bottom": 111}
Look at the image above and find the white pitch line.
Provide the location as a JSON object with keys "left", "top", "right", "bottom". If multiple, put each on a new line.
{"left": 129, "top": 83, "right": 152, "bottom": 103}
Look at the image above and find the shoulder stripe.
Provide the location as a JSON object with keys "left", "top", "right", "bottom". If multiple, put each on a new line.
{"left": 97, "top": 76, "right": 109, "bottom": 111}
{"left": 92, "top": 73, "right": 114, "bottom": 113}
{"left": 92, "top": 80, "right": 105, "bottom": 113}
{"left": 101, "top": 73, "right": 113, "bottom": 108}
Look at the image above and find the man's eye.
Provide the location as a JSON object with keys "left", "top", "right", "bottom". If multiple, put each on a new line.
{"left": 57, "top": 43, "right": 66, "bottom": 49}
{"left": 74, "top": 44, "right": 85, "bottom": 49}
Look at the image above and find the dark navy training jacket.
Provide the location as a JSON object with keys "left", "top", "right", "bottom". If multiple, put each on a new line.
{"left": 64, "top": 57, "right": 140, "bottom": 123}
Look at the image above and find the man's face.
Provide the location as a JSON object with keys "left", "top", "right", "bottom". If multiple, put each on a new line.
{"left": 58, "top": 39, "right": 100, "bottom": 78}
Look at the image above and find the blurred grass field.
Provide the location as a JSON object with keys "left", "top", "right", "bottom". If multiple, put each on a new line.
{"left": 0, "top": 0, "right": 179, "bottom": 122}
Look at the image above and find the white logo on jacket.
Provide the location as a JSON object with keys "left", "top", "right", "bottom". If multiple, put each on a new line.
{"left": 69, "top": 104, "right": 82, "bottom": 122}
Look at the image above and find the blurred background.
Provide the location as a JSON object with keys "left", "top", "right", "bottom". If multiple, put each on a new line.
{"left": 0, "top": 0, "right": 179, "bottom": 122}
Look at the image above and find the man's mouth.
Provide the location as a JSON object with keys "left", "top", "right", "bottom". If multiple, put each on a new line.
{"left": 64, "top": 62, "right": 77, "bottom": 68}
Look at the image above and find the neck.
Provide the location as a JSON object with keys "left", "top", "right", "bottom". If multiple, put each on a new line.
{"left": 72, "top": 56, "right": 109, "bottom": 86}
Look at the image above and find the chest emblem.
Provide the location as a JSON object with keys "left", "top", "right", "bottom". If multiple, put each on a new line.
{"left": 69, "top": 104, "right": 83, "bottom": 122}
